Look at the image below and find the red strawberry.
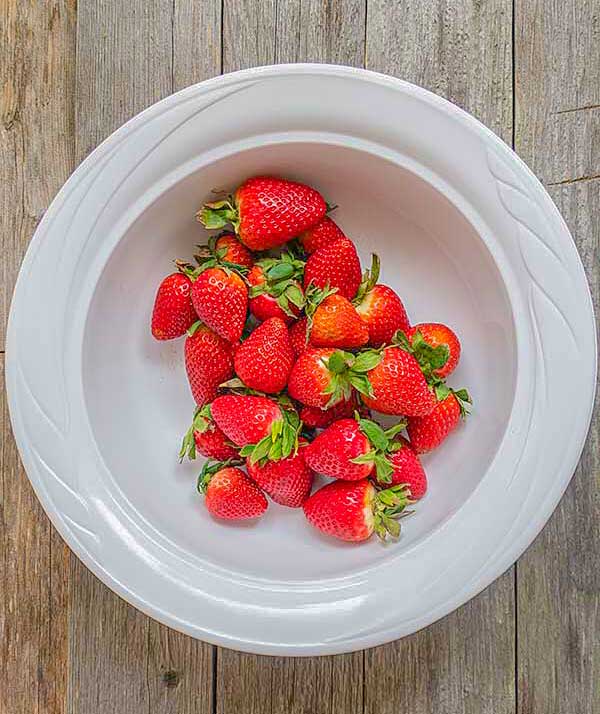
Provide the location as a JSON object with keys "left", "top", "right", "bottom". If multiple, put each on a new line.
{"left": 199, "top": 464, "right": 267, "bottom": 520}
{"left": 234, "top": 317, "right": 295, "bottom": 394}
{"left": 306, "top": 290, "right": 369, "bottom": 349}
{"left": 179, "top": 405, "right": 239, "bottom": 462}
{"left": 303, "top": 419, "right": 373, "bottom": 481}
{"left": 353, "top": 257, "right": 410, "bottom": 346}
{"left": 184, "top": 324, "right": 235, "bottom": 406}
{"left": 290, "top": 317, "right": 309, "bottom": 356}
{"left": 407, "top": 323, "right": 461, "bottom": 379}
{"left": 299, "top": 216, "right": 346, "bottom": 254}
{"left": 362, "top": 347, "right": 436, "bottom": 417}
{"left": 303, "top": 479, "right": 411, "bottom": 542}
{"left": 304, "top": 416, "right": 407, "bottom": 482}
{"left": 246, "top": 443, "right": 314, "bottom": 507}
{"left": 211, "top": 394, "right": 282, "bottom": 446}
{"left": 190, "top": 267, "right": 248, "bottom": 343}
{"left": 209, "top": 232, "right": 254, "bottom": 270}
{"left": 407, "top": 388, "right": 471, "bottom": 453}
{"left": 287, "top": 348, "right": 381, "bottom": 409}
{"left": 210, "top": 394, "right": 301, "bottom": 463}
{"left": 299, "top": 395, "right": 364, "bottom": 429}
{"left": 380, "top": 438, "right": 427, "bottom": 500}
{"left": 151, "top": 272, "right": 197, "bottom": 340}
{"left": 247, "top": 253, "right": 305, "bottom": 324}
{"left": 198, "top": 176, "right": 327, "bottom": 251}
{"left": 303, "top": 237, "right": 362, "bottom": 300}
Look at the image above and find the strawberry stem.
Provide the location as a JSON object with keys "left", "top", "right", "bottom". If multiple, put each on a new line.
{"left": 196, "top": 198, "right": 239, "bottom": 231}
{"left": 179, "top": 405, "right": 213, "bottom": 462}
{"left": 372, "top": 484, "right": 413, "bottom": 540}
{"left": 354, "top": 253, "right": 380, "bottom": 304}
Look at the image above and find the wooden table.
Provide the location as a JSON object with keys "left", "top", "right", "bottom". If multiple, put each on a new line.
{"left": 1, "top": 2, "right": 598, "bottom": 712}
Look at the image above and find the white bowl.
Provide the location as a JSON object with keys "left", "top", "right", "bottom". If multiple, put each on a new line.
{"left": 6, "top": 64, "right": 596, "bottom": 655}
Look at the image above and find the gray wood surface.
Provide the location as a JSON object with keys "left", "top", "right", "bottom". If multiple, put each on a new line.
{"left": 514, "top": 2, "right": 600, "bottom": 712}
{"left": 1, "top": 1, "right": 598, "bottom": 712}
{"left": 1, "top": 3, "right": 74, "bottom": 714}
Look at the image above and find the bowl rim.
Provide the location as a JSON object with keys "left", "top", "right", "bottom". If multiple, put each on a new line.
{"left": 6, "top": 63, "right": 597, "bottom": 655}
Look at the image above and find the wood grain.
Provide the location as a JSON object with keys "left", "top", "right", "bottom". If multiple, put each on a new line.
{"left": 173, "top": 0, "right": 222, "bottom": 90}
{"left": 0, "top": 2, "right": 75, "bottom": 713}
{"left": 68, "top": 2, "right": 218, "bottom": 713}
{"left": 0, "top": 0, "right": 76, "bottom": 351}
{"left": 223, "top": 0, "right": 366, "bottom": 71}
{"left": 1, "top": 352, "right": 70, "bottom": 714}
{"left": 515, "top": 2, "right": 600, "bottom": 711}
{"left": 363, "top": 2, "right": 516, "bottom": 712}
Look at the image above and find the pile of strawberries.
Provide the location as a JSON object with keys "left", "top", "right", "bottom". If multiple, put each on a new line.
{"left": 151, "top": 176, "right": 471, "bottom": 543}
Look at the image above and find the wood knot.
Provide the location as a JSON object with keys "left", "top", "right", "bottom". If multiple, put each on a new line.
{"left": 162, "top": 669, "right": 180, "bottom": 688}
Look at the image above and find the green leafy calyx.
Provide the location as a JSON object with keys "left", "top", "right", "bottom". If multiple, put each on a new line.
{"left": 350, "top": 416, "right": 408, "bottom": 483}
{"left": 321, "top": 349, "right": 382, "bottom": 408}
{"left": 238, "top": 404, "right": 302, "bottom": 465}
{"left": 250, "top": 253, "right": 306, "bottom": 317}
{"left": 179, "top": 405, "right": 213, "bottom": 462}
{"left": 372, "top": 484, "right": 413, "bottom": 540}
{"left": 196, "top": 197, "right": 239, "bottom": 232}
{"left": 353, "top": 253, "right": 380, "bottom": 305}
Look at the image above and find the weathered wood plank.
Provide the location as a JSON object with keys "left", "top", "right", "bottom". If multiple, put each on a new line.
{"left": 217, "top": 3, "right": 366, "bottom": 712}
{"left": 75, "top": 0, "right": 173, "bottom": 160}
{"left": 0, "top": 2, "right": 75, "bottom": 713}
{"left": 364, "top": 2, "right": 515, "bottom": 712}
{"left": 515, "top": 2, "right": 600, "bottom": 711}
{"left": 68, "top": 3, "right": 216, "bottom": 713}
{"left": 1, "top": 354, "right": 71, "bottom": 714}
{"left": 0, "top": 0, "right": 76, "bottom": 350}
{"left": 173, "top": 0, "right": 222, "bottom": 89}
{"left": 217, "top": 650, "right": 364, "bottom": 714}
{"left": 223, "top": 0, "right": 366, "bottom": 71}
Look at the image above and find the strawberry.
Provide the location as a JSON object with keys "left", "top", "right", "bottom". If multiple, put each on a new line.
{"left": 305, "top": 288, "right": 369, "bottom": 349}
{"left": 198, "top": 176, "right": 327, "bottom": 251}
{"left": 287, "top": 348, "right": 382, "bottom": 409}
{"left": 362, "top": 347, "right": 436, "bottom": 417}
{"left": 406, "top": 323, "right": 461, "bottom": 379}
{"left": 298, "top": 216, "right": 346, "bottom": 254}
{"left": 247, "top": 253, "right": 305, "bottom": 324}
{"left": 378, "top": 437, "right": 427, "bottom": 500}
{"left": 210, "top": 394, "right": 301, "bottom": 463}
{"left": 303, "top": 237, "right": 362, "bottom": 301}
{"left": 195, "top": 232, "right": 254, "bottom": 271}
{"left": 299, "top": 395, "right": 364, "bottom": 429}
{"left": 353, "top": 256, "right": 410, "bottom": 346}
{"left": 246, "top": 442, "right": 314, "bottom": 507}
{"left": 151, "top": 272, "right": 197, "bottom": 340}
{"left": 289, "top": 317, "right": 309, "bottom": 356}
{"left": 199, "top": 462, "right": 267, "bottom": 520}
{"left": 407, "top": 387, "right": 471, "bottom": 453}
{"left": 303, "top": 419, "right": 372, "bottom": 481}
{"left": 233, "top": 317, "right": 294, "bottom": 394}
{"left": 303, "top": 479, "right": 412, "bottom": 542}
{"left": 184, "top": 324, "right": 235, "bottom": 406}
{"left": 190, "top": 267, "right": 248, "bottom": 343}
{"left": 179, "top": 405, "right": 239, "bottom": 462}
{"left": 304, "top": 416, "right": 407, "bottom": 482}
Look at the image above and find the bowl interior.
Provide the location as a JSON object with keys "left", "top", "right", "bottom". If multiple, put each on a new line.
{"left": 83, "top": 141, "right": 516, "bottom": 581}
